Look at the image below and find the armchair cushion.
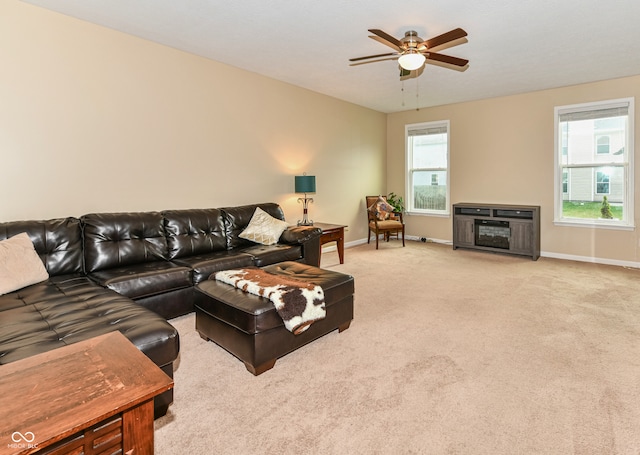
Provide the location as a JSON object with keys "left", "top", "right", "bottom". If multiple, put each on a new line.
{"left": 239, "top": 207, "right": 289, "bottom": 246}
{"left": 369, "top": 219, "right": 403, "bottom": 230}
{"left": 368, "top": 196, "right": 396, "bottom": 221}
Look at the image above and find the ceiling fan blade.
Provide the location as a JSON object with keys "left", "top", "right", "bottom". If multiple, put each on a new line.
{"left": 426, "top": 37, "right": 468, "bottom": 53}
{"left": 349, "top": 52, "right": 398, "bottom": 62}
{"left": 368, "top": 35, "right": 402, "bottom": 51}
{"left": 349, "top": 56, "right": 399, "bottom": 66}
{"left": 424, "top": 28, "right": 467, "bottom": 50}
{"left": 368, "top": 29, "right": 403, "bottom": 51}
{"left": 425, "top": 52, "right": 469, "bottom": 67}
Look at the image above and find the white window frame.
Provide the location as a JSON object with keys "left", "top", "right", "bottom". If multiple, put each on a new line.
{"left": 554, "top": 97, "right": 634, "bottom": 230}
{"left": 405, "top": 120, "right": 450, "bottom": 216}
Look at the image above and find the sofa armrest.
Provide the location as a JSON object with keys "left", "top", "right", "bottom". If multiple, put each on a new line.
{"left": 280, "top": 226, "right": 322, "bottom": 267}
{"left": 280, "top": 226, "right": 321, "bottom": 244}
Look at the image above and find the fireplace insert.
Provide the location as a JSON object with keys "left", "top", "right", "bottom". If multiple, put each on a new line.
{"left": 474, "top": 219, "right": 510, "bottom": 249}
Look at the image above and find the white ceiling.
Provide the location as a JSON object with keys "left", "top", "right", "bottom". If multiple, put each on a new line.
{"left": 22, "top": 0, "right": 640, "bottom": 113}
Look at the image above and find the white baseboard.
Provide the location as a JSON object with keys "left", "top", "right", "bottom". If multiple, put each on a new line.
{"left": 333, "top": 236, "right": 640, "bottom": 269}
{"left": 321, "top": 238, "right": 367, "bottom": 253}
{"left": 322, "top": 236, "right": 446, "bottom": 253}
{"left": 405, "top": 235, "right": 451, "bottom": 245}
{"left": 540, "top": 251, "right": 640, "bottom": 269}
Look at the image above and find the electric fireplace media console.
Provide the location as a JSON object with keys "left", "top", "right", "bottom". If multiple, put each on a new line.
{"left": 452, "top": 203, "right": 540, "bottom": 260}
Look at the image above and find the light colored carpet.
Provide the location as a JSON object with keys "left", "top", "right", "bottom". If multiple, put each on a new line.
{"left": 154, "top": 241, "right": 640, "bottom": 454}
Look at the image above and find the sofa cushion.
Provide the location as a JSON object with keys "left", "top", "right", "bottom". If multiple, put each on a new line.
{"left": 171, "top": 250, "right": 255, "bottom": 284}
{"left": 0, "top": 218, "right": 83, "bottom": 277}
{"left": 87, "top": 262, "right": 192, "bottom": 300}
{"left": 237, "top": 244, "right": 303, "bottom": 267}
{"left": 221, "top": 203, "right": 286, "bottom": 250}
{"left": 0, "top": 274, "right": 179, "bottom": 367}
{"left": 239, "top": 207, "right": 289, "bottom": 246}
{"left": 0, "top": 233, "right": 49, "bottom": 295}
{"left": 82, "top": 212, "right": 169, "bottom": 273}
{"left": 163, "top": 209, "right": 227, "bottom": 259}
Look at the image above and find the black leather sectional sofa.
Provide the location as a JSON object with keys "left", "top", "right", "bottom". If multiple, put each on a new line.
{"left": 0, "top": 202, "right": 321, "bottom": 417}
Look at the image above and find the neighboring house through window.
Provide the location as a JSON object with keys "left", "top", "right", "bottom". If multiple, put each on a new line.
{"left": 554, "top": 98, "right": 634, "bottom": 228}
{"left": 405, "top": 121, "right": 450, "bottom": 215}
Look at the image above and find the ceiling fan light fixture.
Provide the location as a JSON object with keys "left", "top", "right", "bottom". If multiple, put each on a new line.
{"left": 398, "top": 51, "right": 426, "bottom": 71}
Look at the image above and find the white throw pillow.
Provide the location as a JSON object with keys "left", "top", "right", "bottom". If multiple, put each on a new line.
{"left": 239, "top": 207, "right": 289, "bottom": 246}
{"left": 0, "top": 232, "right": 49, "bottom": 295}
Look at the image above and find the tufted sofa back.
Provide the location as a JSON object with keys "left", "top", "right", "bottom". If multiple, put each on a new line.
{"left": 2, "top": 203, "right": 296, "bottom": 278}
{"left": 81, "top": 212, "right": 169, "bottom": 273}
{"left": 221, "top": 203, "right": 286, "bottom": 249}
{"left": 0, "top": 218, "right": 83, "bottom": 276}
{"left": 162, "top": 208, "right": 227, "bottom": 260}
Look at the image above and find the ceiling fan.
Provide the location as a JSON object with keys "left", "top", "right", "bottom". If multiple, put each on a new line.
{"left": 349, "top": 28, "right": 469, "bottom": 77}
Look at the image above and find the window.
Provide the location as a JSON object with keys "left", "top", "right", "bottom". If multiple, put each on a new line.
{"left": 406, "top": 121, "right": 450, "bottom": 215}
{"left": 596, "top": 136, "right": 610, "bottom": 154}
{"left": 554, "top": 98, "right": 634, "bottom": 228}
{"left": 595, "top": 169, "right": 610, "bottom": 194}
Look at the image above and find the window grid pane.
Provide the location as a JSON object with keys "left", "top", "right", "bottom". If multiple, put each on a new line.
{"left": 412, "top": 171, "right": 447, "bottom": 211}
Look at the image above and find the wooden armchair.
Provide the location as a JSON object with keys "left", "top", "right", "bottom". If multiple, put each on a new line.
{"left": 365, "top": 195, "right": 405, "bottom": 249}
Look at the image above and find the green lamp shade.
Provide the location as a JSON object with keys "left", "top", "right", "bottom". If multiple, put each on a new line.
{"left": 295, "top": 175, "right": 316, "bottom": 193}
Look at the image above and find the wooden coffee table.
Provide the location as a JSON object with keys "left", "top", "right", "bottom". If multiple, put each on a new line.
{"left": 0, "top": 331, "right": 173, "bottom": 455}
{"left": 315, "top": 222, "right": 347, "bottom": 264}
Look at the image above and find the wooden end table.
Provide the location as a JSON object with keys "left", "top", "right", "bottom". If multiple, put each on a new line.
{"left": 314, "top": 223, "right": 347, "bottom": 264}
{"left": 0, "top": 331, "right": 173, "bottom": 455}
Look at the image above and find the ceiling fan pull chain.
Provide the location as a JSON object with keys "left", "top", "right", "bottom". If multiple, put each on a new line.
{"left": 401, "top": 80, "right": 405, "bottom": 107}
{"left": 416, "top": 76, "right": 420, "bottom": 111}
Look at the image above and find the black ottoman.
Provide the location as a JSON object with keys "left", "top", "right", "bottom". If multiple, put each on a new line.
{"left": 194, "top": 261, "right": 354, "bottom": 375}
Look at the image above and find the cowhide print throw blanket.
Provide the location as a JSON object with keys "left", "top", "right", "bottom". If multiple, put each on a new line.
{"left": 214, "top": 268, "right": 326, "bottom": 335}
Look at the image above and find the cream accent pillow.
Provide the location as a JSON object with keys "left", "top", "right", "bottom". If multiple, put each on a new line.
{"left": 0, "top": 232, "right": 49, "bottom": 295}
{"left": 239, "top": 207, "right": 289, "bottom": 246}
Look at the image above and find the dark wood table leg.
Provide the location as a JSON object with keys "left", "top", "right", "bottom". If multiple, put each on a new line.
{"left": 337, "top": 234, "right": 344, "bottom": 264}
{"left": 316, "top": 224, "right": 347, "bottom": 264}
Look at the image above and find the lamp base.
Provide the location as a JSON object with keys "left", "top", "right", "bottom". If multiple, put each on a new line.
{"left": 297, "top": 196, "right": 314, "bottom": 226}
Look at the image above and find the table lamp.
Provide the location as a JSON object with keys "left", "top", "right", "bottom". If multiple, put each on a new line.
{"left": 295, "top": 174, "right": 316, "bottom": 226}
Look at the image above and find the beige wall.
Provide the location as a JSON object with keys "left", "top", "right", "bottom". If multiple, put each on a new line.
{"left": 387, "top": 75, "right": 640, "bottom": 265}
{"left": 0, "top": 1, "right": 386, "bottom": 243}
